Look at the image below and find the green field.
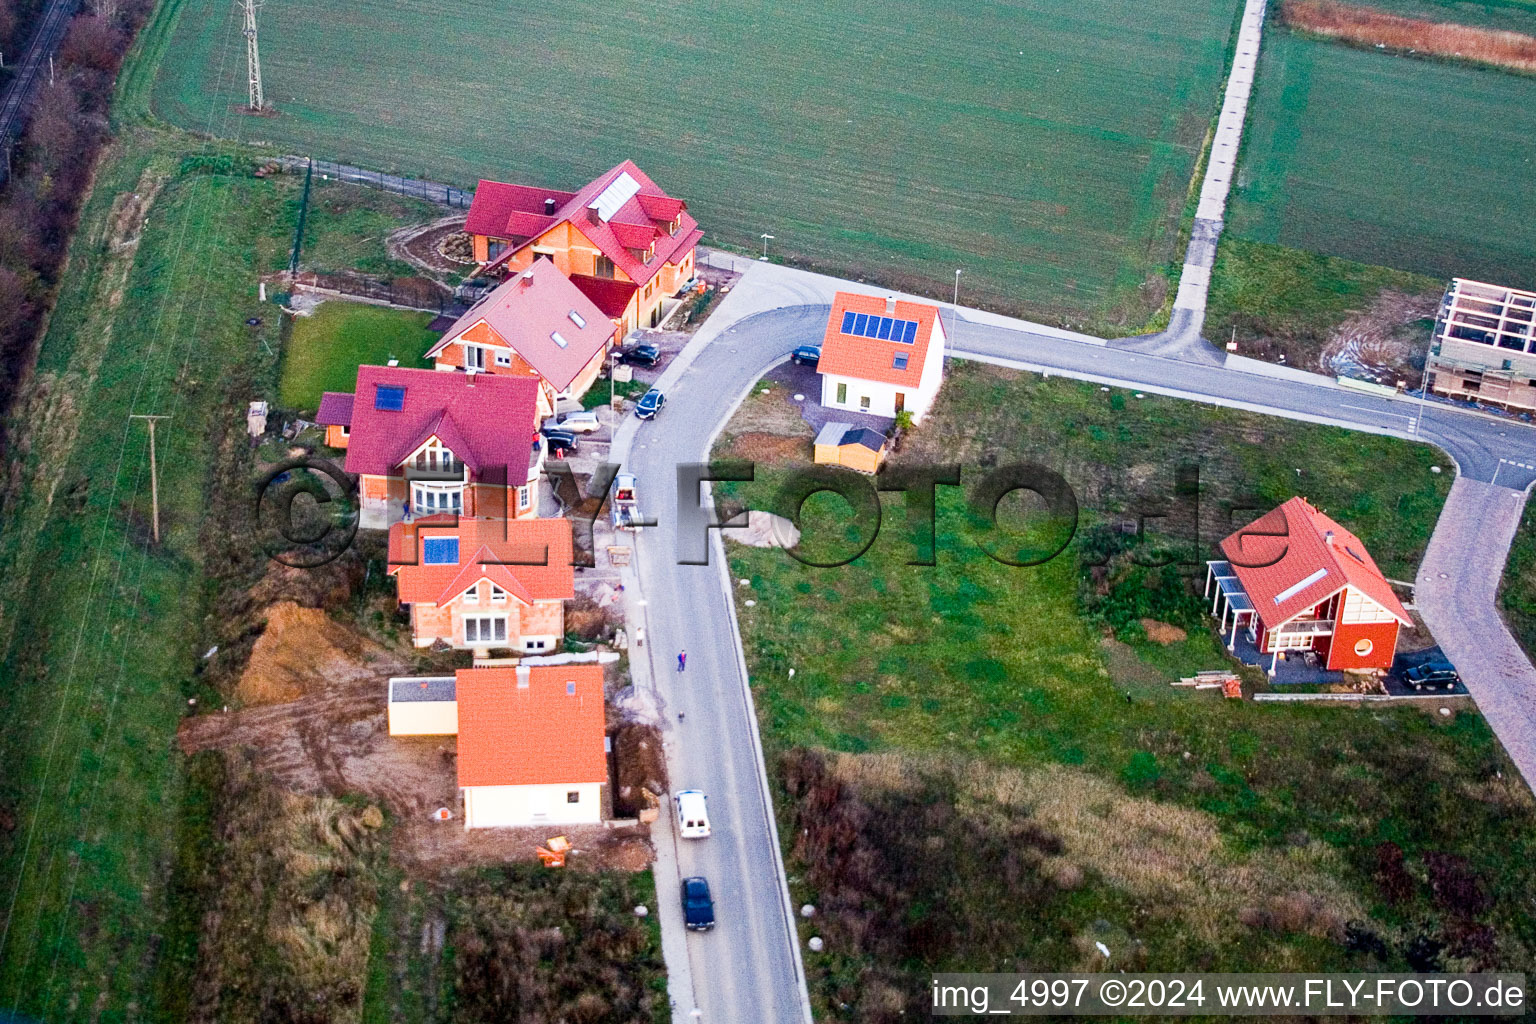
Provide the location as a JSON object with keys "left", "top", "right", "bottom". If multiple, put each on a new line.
{"left": 1331, "top": 0, "right": 1536, "bottom": 33}
{"left": 280, "top": 302, "right": 439, "bottom": 411}
{"left": 149, "top": 0, "right": 1240, "bottom": 329}
{"left": 717, "top": 366, "right": 1536, "bottom": 1014}
{"left": 1227, "top": 30, "right": 1536, "bottom": 287}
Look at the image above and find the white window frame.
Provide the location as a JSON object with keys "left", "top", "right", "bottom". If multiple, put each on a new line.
{"left": 462, "top": 582, "right": 479, "bottom": 604}
{"left": 464, "top": 345, "right": 487, "bottom": 371}
{"left": 495, "top": 351, "right": 512, "bottom": 367}
{"left": 490, "top": 583, "right": 507, "bottom": 603}
{"left": 412, "top": 481, "right": 464, "bottom": 514}
{"left": 518, "top": 485, "right": 531, "bottom": 511}
{"left": 463, "top": 615, "right": 507, "bottom": 645}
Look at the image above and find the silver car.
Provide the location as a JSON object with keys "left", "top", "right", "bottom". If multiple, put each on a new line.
{"left": 550, "top": 410, "right": 602, "bottom": 434}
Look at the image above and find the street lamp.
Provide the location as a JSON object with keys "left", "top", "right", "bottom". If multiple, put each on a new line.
{"left": 953, "top": 268, "right": 962, "bottom": 307}
{"left": 759, "top": 233, "right": 774, "bottom": 261}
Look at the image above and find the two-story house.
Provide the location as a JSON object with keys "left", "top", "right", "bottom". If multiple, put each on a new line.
{"left": 317, "top": 365, "right": 543, "bottom": 529}
{"left": 424, "top": 258, "right": 617, "bottom": 414}
{"left": 818, "top": 292, "right": 947, "bottom": 424}
{"left": 1205, "top": 496, "right": 1411, "bottom": 675}
{"left": 387, "top": 514, "right": 574, "bottom": 652}
{"left": 464, "top": 160, "right": 702, "bottom": 336}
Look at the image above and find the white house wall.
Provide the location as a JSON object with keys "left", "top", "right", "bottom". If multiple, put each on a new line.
{"left": 463, "top": 781, "right": 603, "bottom": 829}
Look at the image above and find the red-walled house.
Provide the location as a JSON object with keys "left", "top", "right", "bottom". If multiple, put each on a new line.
{"left": 1205, "top": 496, "right": 1411, "bottom": 675}
{"left": 387, "top": 515, "right": 574, "bottom": 652}
{"left": 424, "top": 258, "right": 617, "bottom": 417}
{"left": 316, "top": 365, "right": 543, "bottom": 529}
{"left": 464, "top": 160, "right": 702, "bottom": 335}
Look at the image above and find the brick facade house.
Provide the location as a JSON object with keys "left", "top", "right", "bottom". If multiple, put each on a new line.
{"left": 387, "top": 515, "right": 574, "bottom": 652}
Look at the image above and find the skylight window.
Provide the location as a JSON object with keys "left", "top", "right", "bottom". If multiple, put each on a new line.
{"left": 374, "top": 385, "right": 405, "bottom": 411}
{"left": 550, "top": 331, "right": 569, "bottom": 349}
{"left": 1274, "top": 568, "right": 1327, "bottom": 605}
{"left": 422, "top": 537, "right": 459, "bottom": 565}
{"left": 568, "top": 310, "right": 587, "bottom": 328}
{"left": 892, "top": 353, "right": 909, "bottom": 370}
{"left": 566, "top": 680, "right": 576, "bottom": 695}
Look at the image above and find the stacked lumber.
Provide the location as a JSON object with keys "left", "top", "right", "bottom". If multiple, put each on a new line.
{"left": 1173, "top": 670, "right": 1242, "bottom": 697}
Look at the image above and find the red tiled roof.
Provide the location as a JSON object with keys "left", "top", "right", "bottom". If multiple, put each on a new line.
{"left": 817, "top": 292, "right": 945, "bottom": 388}
{"left": 455, "top": 665, "right": 607, "bottom": 788}
{"left": 426, "top": 259, "right": 616, "bottom": 391}
{"left": 387, "top": 515, "right": 575, "bottom": 606}
{"left": 464, "top": 180, "right": 576, "bottom": 238}
{"left": 482, "top": 160, "right": 701, "bottom": 288}
{"left": 1219, "top": 497, "right": 1411, "bottom": 626}
{"left": 316, "top": 391, "right": 354, "bottom": 425}
{"left": 568, "top": 274, "right": 639, "bottom": 320}
{"left": 338, "top": 365, "right": 539, "bottom": 480}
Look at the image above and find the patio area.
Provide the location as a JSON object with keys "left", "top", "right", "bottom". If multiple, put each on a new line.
{"left": 1227, "top": 627, "right": 1346, "bottom": 685}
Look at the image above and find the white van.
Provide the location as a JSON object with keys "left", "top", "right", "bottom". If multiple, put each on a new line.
{"left": 674, "top": 789, "right": 710, "bottom": 839}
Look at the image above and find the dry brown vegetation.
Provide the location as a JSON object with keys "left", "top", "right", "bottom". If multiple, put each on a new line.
{"left": 1284, "top": 0, "right": 1536, "bottom": 73}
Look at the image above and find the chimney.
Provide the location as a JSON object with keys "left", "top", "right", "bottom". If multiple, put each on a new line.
{"left": 516, "top": 664, "right": 530, "bottom": 689}
{"left": 885, "top": 296, "right": 896, "bottom": 314}
{"left": 587, "top": 203, "right": 601, "bottom": 224}
{"left": 465, "top": 368, "right": 476, "bottom": 385}
{"left": 544, "top": 197, "right": 556, "bottom": 215}
{"left": 1324, "top": 530, "right": 1334, "bottom": 545}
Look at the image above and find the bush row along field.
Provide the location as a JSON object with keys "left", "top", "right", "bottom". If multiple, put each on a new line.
{"left": 715, "top": 365, "right": 1535, "bottom": 1017}
{"left": 149, "top": 0, "right": 1241, "bottom": 330}
{"left": 1226, "top": 28, "right": 1536, "bottom": 287}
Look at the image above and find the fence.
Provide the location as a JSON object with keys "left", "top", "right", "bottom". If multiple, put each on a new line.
{"left": 273, "top": 156, "right": 474, "bottom": 209}
{"left": 289, "top": 271, "right": 468, "bottom": 317}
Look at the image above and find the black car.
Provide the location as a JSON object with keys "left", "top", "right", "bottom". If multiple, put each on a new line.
{"left": 680, "top": 876, "right": 715, "bottom": 931}
{"left": 621, "top": 343, "right": 661, "bottom": 368}
{"left": 791, "top": 345, "right": 821, "bottom": 367}
{"left": 1405, "top": 660, "right": 1459, "bottom": 690}
{"left": 634, "top": 388, "right": 666, "bottom": 420}
{"left": 543, "top": 429, "right": 578, "bottom": 457}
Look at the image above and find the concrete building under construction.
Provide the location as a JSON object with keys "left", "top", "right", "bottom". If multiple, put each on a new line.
{"left": 1425, "top": 277, "right": 1536, "bottom": 412}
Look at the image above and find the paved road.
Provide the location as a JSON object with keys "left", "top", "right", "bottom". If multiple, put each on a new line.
{"left": 614, "top": 275, "right": 1536, "bottom": 1020}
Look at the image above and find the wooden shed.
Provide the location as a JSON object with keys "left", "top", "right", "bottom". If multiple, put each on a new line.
{"left": 813, "top": 421, "right": 887, "bottom": 474}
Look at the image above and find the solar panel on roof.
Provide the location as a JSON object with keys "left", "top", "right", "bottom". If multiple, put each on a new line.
{"left": 589, "top": 172, "right": 641, "bottom": 222}
{"left": 423, "top": 537, "right": 459, "bottom": 565}
{"left": 877, "top": 317, "right": 894, "bottom": 340}
{"left": 901, "top": 320, "right": 918, "bottom": 344}
{"left": 375, "top": 385, "right": 405, "bottom": 411}
{"left": 841, "top": 311, "right": 856, "bottom": 333}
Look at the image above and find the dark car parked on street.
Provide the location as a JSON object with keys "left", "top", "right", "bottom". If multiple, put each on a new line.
{"left": 791, "top": 345, "right": 821, "bottom": 367}
{"left": 621, "top": 343, "right": 661, "bottom": 367}
{"left": 681, "top": 876, "right": 715, "bottom": 931}
{"left": 635, "top": 388, "right": 666, "bottom": 420}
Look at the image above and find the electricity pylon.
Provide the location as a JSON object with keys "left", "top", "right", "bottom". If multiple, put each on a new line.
{"left": 241, "top": 0, "right": 264, "bottom": 111}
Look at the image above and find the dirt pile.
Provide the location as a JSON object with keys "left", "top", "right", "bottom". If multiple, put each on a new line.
{"left": 237, "top": 601, "right": 386, "bottom": 705}
{"left": 612, "top": 723, "right": 667, "bottom": 819}
{"left": 1140, "top": 618, "right": 1188, "bottom": 645}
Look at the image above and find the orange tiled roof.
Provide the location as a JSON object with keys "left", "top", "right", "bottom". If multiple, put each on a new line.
{"left": 455, "top": 665, "right": 607, "bottom": 788}
{"left": 387, "top": 516, "right": 574, "bottom": 606}
{"left": 1218, "top": 497, "right": 1410, "bottom": 626}
{"left": 817, "top": 291, "right": 943, "bottom": 388}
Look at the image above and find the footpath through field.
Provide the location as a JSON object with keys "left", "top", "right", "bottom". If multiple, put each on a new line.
{"left": 1116, "top": 0, "right": 1269, "bottom": 362}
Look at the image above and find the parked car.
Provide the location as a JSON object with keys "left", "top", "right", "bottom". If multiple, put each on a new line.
{"left": 634, "top": 388, "right": 666, "bottom": 420}
{"left": 547, "top": 410, "right": 602, "bottom": 434}
{"left": 1405, "top": 660, "right": 1459, "bottom": 690}
{"left": 791, "top": 345, "right": 821, "bottom": 367}
{"left": 674, "top": 790, "right": 711, "bottom": 839}
{"left": 621, "top": 343, "right": 661, "bottom": 368}
{"left": 543, "top": 429, "right": 578, "bottom": 457}
{"left": 680, "top": 877, "right": 715, "bottom": 931}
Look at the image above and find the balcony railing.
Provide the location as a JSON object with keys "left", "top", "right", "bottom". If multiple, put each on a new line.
{"left": 1273, "top": 619, "right": 1335, "bottom": 637}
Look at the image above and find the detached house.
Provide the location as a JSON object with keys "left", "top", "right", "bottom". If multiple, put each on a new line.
{"left": 818, "top": 292, "right": 947, "bottom": 423}
{"left": 456, "top": 664, "right": 608, "bottom": 829}
{"left": 465, "top": 160, "right": 702, "bottom": 335}
{"left": 317, "top": 365, "right": 543, "bottom": 529}
{"left": 425, "top": 258, "right": 617, "bottom": 414}
{"left": 1205, "top": 497, "right": 1411, "bottom": 675}
{"left": 388, "top": 514, "right": 574, "bottom": 653}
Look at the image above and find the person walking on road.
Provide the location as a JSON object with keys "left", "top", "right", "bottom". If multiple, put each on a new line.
{"left": 677, "top": 650, "right": 687, "bottom": 672}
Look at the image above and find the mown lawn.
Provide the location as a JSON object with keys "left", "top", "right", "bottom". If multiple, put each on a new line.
{"left": 717, "top": 365, "right": 1535, "bottom": 1016}
{"left": 1228, "top": 29, "right": 1536, "bottom": 286}
{"left": 279, "top": 301, "right": 440, "bottom": 411}
{"left": 149, "top": 0, "right": 1240, "bottom": 330}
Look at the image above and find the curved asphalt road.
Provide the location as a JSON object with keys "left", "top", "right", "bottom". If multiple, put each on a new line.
{"left": 618, "top": 298, "right": 1536, "bottom": 1021}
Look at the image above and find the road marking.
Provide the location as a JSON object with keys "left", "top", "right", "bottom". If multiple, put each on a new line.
{"left": 1340, "top": 403, "right": 1415, "bottom": 420}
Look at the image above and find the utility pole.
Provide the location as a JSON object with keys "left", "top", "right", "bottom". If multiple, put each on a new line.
{"left": 241, "top": 0, "right": 264, "bottom": 112}
{"left": 129, "top": 415, "right": 170, "bottom": 544}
